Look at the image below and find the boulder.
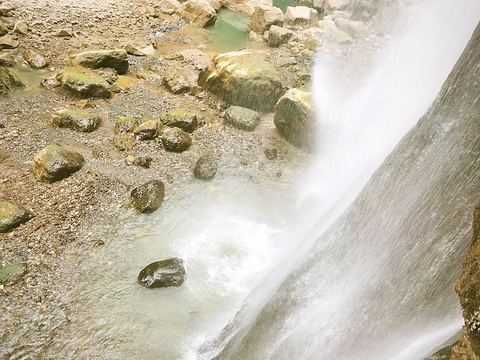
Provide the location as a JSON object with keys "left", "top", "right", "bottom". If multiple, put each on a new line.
{"left": 156, "top": 0, "right": 181, "bottom": 15}
{"left": 0, "top": 2, "right": 15, "bottom": 16}
{"left": 0, "top": 35, "right": 19, "bottom": 49}
{"left": 130, "top": 180, "right": 165, "bottom": 214}
{"left": 247, "top": 5, "right": 283, "bottom": 35}
{"left": 198, "top": 50, "right": 284, "bottom": 112}
{"left": 23, "top": 49, "right": 48, "bottom": 69}
{"left": 0, "top": 200, "right": 33, "bottom": 233}
{"left": 274, "top": 88, "right": 316, "bottom": 149}
{"left": 69, "top": 49, "right": 129, "bottom": 75}
{"left": 223, "top": 0, "right": 272, "bottom": 15}
{"left": 163, "top": 67, "right": 193, "bottom": 94}
{"left": 224, "top": 105, "right": 260, "bottom": 131}
{"left": 114, "top": 116, "right": 139, "bottom": 134}
{"left": 0, "top": 66, "right": 23, "bottom": 96}
{"left": 0, "top": 20, "right": 8, "bottom": 37}
{"left": 160, "top": 109, "right": 197, "bottom": 132}
{"left": 53, "top": 109, "right": 101, "bottom": 132}
{"left": 124, "top": 41, "right": 155, "bottom": 56}
{"left": 138, "top": 258, "right": 186, "bottom": 288}
{"left": 134, "top": 119, "right": 163, "bottom": 140}
{"left": 33, "top": 144, "right": 85, "bottom": 182}
{"left": 57, "top": 66, "right": 112, "bottom": 98}
{"left": 194, "top": 155, "right": 218, "bottom": 180}
{"left": 268, "top": 25, "right": 294, "bottom": 47}
{"left": 207, "top": 0, "right": 223, "bottom": 11}
{"left": 0, "top": 52, "right": 15, "bottom": 67}
{"left": 285, "top": 6, "right": 317, "bottom": 24}
{"left": 161, "top": 127, "right": 192, "bottom": 152}
{"left": 181, "top": 0, "right": 217, "bottom": 28}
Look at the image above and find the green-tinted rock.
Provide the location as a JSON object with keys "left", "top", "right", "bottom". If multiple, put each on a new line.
{"left": 53, "top": 109, "right": 101, "bottom": 132}
{"left": 130, "top": 180, "right": 165, "bottom": 214}
{"left": 198, "top": 50, "right": 284, "bottom": 111}
{"left": 0, "top": 66, "right": 23, "bottom": 95}
{"left": 224, "top": 105, "right": 260, "bottom": 131}
{"left": 114, "top": 116, "right": 139, "bottom": 134}
{"left": 134, "top": 119, "right": 163, "bottom": 140}
{"left": 57, "top": 66, "right": 111, "bottom": 98}
{"left": 69, "top": 49, "right": 129, "bottom": 75}
{"left": 33, "top": 144, "right": 85, "bottom": 182}
{"left": 160, "top": 109, "right": 197, "bottom": 132}
{"left": 0, "top": 263, "right": 25, "bottom": 284}
{"left": 0, "top": 200, "right": 33, "bottom": 233}
{"left": 274, "top": 88, "right": 316, "bottom": 149}
{"left": 161, "top": 127, "right": 192, "bottom": 152}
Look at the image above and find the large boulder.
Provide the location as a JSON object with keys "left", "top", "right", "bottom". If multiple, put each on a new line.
{"left": 69, "top": 49, "right": 129, "bottom": 75}
{"left": 138, "top": 258, "right": 186, "bottom": 288}
{"left": 57, "top": 66, "right": 112, "bottom": 98}
{"left": 0, "top": 66, "right": 23, "bottom": 96}
{"left": 223, "top": 0, "right": 272, "bottom": 15}
{"left": 160, "top": 109, "right": 197, "bottom": 132}
{"left": 0, "top": 200, "right": 33, "bottom": 233}
{"left": 274, "top": 88, "right": 316, "bottom": 149}
{"left": 53, "top": 109, "right": 101, "bottom": 132}
{"left": 161, "top": 127, "right": 192, "bottom": 152}
{"left": 224, "top": 105, "right": 260, "bottom": 131}
{"left": 194, "top": 155, "right": 218, "bottom": 180}
{"left": 130, "top": 180, "right": 165, "bottom": 214}
{"left": 33, "top": 144, "right": 85, "bottom": 182}
{"left": 247, "top": 5, "right": 283, "bottom": 35}
{"left": 198, "top": 50, "right": 284, "bottom": 112}
{"left": 181, "top": 0, "right": 217, "bottom": 27}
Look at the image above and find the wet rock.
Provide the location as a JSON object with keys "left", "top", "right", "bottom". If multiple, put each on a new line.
{"left": 285, "top": 6, "right": 317, "bottom": 25}
{"left": 156, "top": 0, "right": 181, "bottom": 15}
{"left": 194, "top": 155, "right": 218, "bottom": 180}
{"left": 124, "top": 41, "right": 155, "bottom": 56}
{"left": 23, "top": 49, "right": 48, "bottom": 69}
{"left": 313, "top": 0, "right": 347, "bottom": 11}
{"left": 0, "top": 66, "right": 23, "bottom": 95}
{"left": 138, "top": 258, "right": 186, "bottom": 288}
{"left": 317, "top": 19, "right": 352, "bottom": 44}
{"left": 0, "top": 200, "right": 33, "bottom": 233}
{"left": 0, "top": 20, "right": 8, "bottom": 37}
{"left": 160, "top": 109, "right": 197, "bottom": 132}
{"left": 163, "top": 67, "right": 193, "bottom": 94}
{"left": 0, "top": 2, "right": 15, "bottom": 16}
{"left": 247, "top": 5, "right": 284, "bottom": 35}
{"left": 69, "top": 49, "right": 129, "bottom": 75}
{"left": 274, "top": 88, "right": 316, "bottom": 149}
{"left": 0, "top": 35, "right": 19, "bottom": 49}
{"left": 0, "top": 52, "right": 14, "bottom": 67}
{"left": 268, "top": 25, "right": 294, "bottom": 47}
{"left": 53, "top": 109, "right": 101, "bottom": 132}
{"left": 32, "top": 144, "right": 85, "bottom": 182}
{"left": 161, "top": 127, "right": 192, "bottom": 152}
{"left": 133, "top": 156, "right": 153, "bottom": 168}
{"left": 41, "top": 75, "right": 62, "bottom": 89}
{"left": 0, "top": 263, "right": 25, "bottom": 284}
{"left": 130, "top": 180, "right": 165, "bottom": 214}
{"left": 223, "top": 0, "right": 273, "bottom": 15}
{"left": 13, "top": 21, "right": 28, "bottom": 35}
{"left": 224, "top": 105, "right": 260, "bottom": 131}
{"left": 57, "top": 66, "right": 112, "bottom": 98}
{"left": 134, "top": 119, "right": 163, "bottom": 140}
{"left": 198, "top": 50, "right": 284, "bottom": 112}
{"left": 181, "top": 0, "right": 217, "bottom": 28}
{"left": 334, "top": 18, "right": 367, "bottom": 38}
{"left": 264, "top": 148, "right": 278, "bottom": 160}
{"left": 114, "top": 116, "right": 139, "bottom": 134}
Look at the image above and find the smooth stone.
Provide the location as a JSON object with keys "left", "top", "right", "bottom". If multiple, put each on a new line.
{"left": 130, "top": 180, "right": 165, "bottom": 214}
{"left": 0, "top": 66, "right": 23, "bottom": 95}
{"left": 0, "top": 263, "right": 25, "bottom": 284}
{"left": 181, "top": 0, "right": 217, "bottom": 27}
{"left": 224, "top": 105, "right": 260, "bottom": 131}
{"left": 138, "top": 258, "right": 186, "bottom": 288}
{"left": 247, "top": 5, "right": 284, "bottom": 35}
{"left": 161, "top": 127, "right": 192, "bottom": 152}
{"left": 32, "top": 144, "right": 85, "bottom": 182}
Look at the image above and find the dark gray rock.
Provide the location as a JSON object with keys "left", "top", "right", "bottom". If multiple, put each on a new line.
{"left": 161, "top": 127, "right": 192, "bottom": 152}
{"left": 138, "top": 258, "right": 186, "bottom": 288}
{"left": 130, "top": 180, "right": 165, "bottom": 214}
{"left": 194, "top": 155, "right": 218, "bottom": 180}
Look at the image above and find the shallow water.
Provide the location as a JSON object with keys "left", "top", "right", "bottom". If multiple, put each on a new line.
{"left": 205, "top": 9, "right": 253, "bottom": 53}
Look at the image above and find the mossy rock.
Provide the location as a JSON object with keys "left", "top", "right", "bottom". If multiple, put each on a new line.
{"left": 134, "top": 119, "right": 163, "bottom": 140}
{"left": 114, "top": 116, "right": 139, "bottom": 134}
{"left": 32, "top": 144, "right": 85, "bottom": 182}
{"left": 0, "top": 66, "right": 24, "bottom": 96}
{"left": 224, "top": 105, "right": 260, "bottom": 131}
{"left": 0, "top": 200, "right": 33, "bottom": 233}
{"left": 0, "top": 263, "right": 25, "bottom": 284}
{"left": 198, "top": 50, "right": 284, "bottom": 112}
{"left": 160, "top": 110, "right": 197, "bottom": 132}
{"left": 53, "top": 109, "right": 101, "bottom": 132}
{"left": 57, "top": 66, "right": 111, "bottom": 98}
{"left": 69, "top": 49, "right": 129, "bottom": 75}
{"left": 161, "top": 127, "right": 192, "bottom": 152}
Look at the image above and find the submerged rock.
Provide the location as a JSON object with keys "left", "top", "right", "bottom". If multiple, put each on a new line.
{"left": 138, "top": 258, "right": 186, "bottom": 288}
{"left": 57, "top": 66, "right": 111, "bottom": 98}
{"left": 247, "top": 5, "right": 283, "bottom": 35}
{"left": 69, "top": 49, "right": 129, "bottom": 75}
{"left": 198, "top": 50, "right": 284, "bottom": 112}
{"left": 194, "top": 155, "right": 218, "bottom": 180}
{"left": 224, "top": 105, "right": 260, "bottom": 131}
{"left": 32, "top": 144, "right": 85, "bottom": 182}
{"left": 134, "top": 119, "right": 163, "bottom": 140}
{"left": 53, "top": 109, "right": 101, "bottom": 132}
{"left": 0, "top": 200, "right": 33, "bottom": 233}
{"left": 24, "top": 49, "right": 48, "bottom": 69}
{"left": 160, "top": 109, "right": 197, "bottom": 132}
{"left": 0, "top": 66, "right": 23, "bottom": 96}
{"left": 274, "top": 88, "right": 316, "bottom": 149}
{"left": 130, "top": 180, "right": 165, "bottom": 214}
{"left": 161, "top": 127, "right": 192, "bottom": 152}
{"left": 181, "top": 0, "right": 217, "bottom": 27}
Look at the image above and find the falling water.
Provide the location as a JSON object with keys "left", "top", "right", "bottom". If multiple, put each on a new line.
{"left": 200, "top": 1, "right": 480, "bottom": 359}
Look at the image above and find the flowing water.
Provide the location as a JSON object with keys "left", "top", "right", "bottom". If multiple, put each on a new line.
{"left": 48, "top": 0, "right": 480, "bottom": 359}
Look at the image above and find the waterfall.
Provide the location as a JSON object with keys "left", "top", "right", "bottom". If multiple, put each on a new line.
{"left": 200, "top": 1, "right": 480, "bottom": 359}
